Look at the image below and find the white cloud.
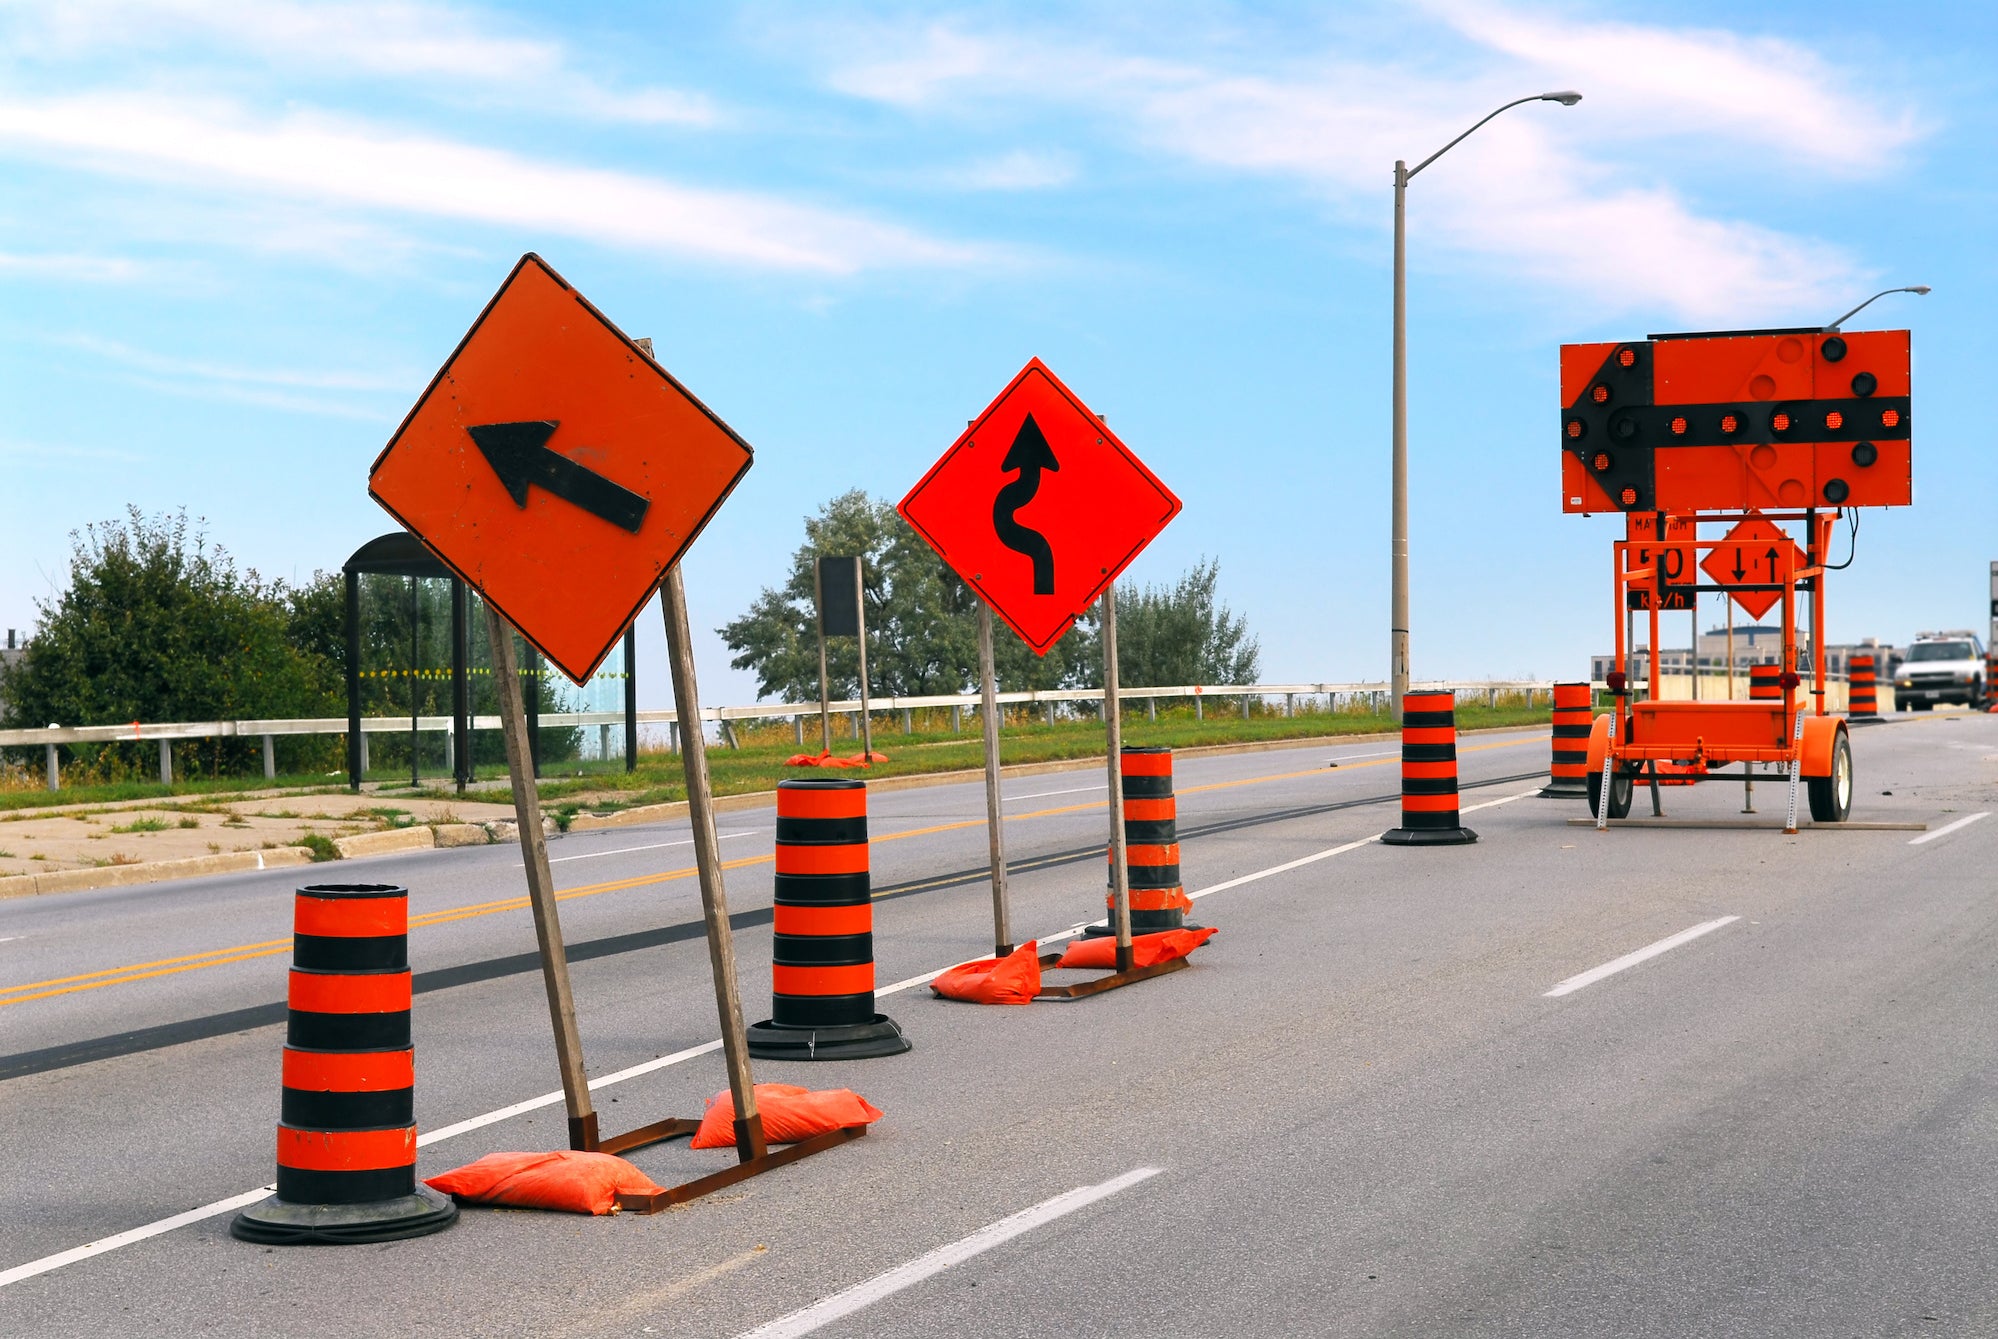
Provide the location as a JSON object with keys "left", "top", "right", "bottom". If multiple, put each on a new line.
{"left": 57, "top": 333, "right": 417, "bottom": 392}
{"left": 0, "top": 251, "right": 147, "bottom": 282}
{"left": 937, "top": 149, "right": 1078, "bottom": 191}
{"left": 0, "top": 92, "right": 996, "bottom": 274}
{"left": 0, "top": 0, "right": 716, "bottom": 126}
{"left": 813, "top": 6, "right": 1921, "bottom": 322}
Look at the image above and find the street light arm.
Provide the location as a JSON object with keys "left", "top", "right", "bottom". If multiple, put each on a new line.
{"left": 1406, "top": 91, "right": 1580, "bottom": 180}
{"left": 1824, "top": 285, "right": 1931, "bottom": 332}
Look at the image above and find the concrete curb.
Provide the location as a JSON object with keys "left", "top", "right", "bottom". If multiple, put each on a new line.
{"left": 562, "top": 724, "right": 1544, "bottom": 832}
{"left": 332, "top": 826, "right": 438, "bottom": 859}
{"left": 0, "top": 846, "right": 316, "bottom": 900}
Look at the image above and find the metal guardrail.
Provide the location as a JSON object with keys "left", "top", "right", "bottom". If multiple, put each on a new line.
{"left": 0, "top": 680, "right": 1562, "bottom": 790}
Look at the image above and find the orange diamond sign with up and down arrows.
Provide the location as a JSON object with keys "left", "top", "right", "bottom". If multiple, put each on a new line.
{"left": 1700, "top": 513, "right": 1809, "bottom": 622}
{"left": 898, "top": 358, "right": 1182, "bottom": 654}
{"left": 369, "top": 254, "right": 753, "bottom": 684}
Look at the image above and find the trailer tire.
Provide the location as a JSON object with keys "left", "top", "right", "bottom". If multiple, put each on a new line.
{"left": 1807, "top": 729, "right": 1852, "bottom": 823}
{"left": 1586, "top": 768, "right": 1633, "bottom": 820}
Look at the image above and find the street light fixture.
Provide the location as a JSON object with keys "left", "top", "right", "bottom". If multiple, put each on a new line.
{"left": 1823, "top": 285, "right": 1930, "bottom": 332}
{"left": 1390, "top": 91, "right": 1581, "bottom": 717}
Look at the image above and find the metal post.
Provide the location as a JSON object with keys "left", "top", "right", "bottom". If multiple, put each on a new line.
{"left": 1194, "top": 694, "right": 1203, "bottom": 722}
{"left": 485, "top": 611, "right": 595, "bottom": 1146}
{"left": 1389, "top": 158, "right": 1410, "bottom": 719}
{"left": 979, "top": 603, "right": 1012, "bottom": 957}
{"left": 1103, "top": 588, "right": 1133, "bottom": 972}
{"left": 1147, "top": 696, "right": 1156, "bottom": 722}
{"left": 814, "top": 561, "right": 831, "bottom": 753}
{"left": 902, "top": 707, "right": 912, "bottom": 734}
{"left": 452, "top": 578, "right": 469, "bottom": 792}
{"left": 345, "top": 569, "right": 362, "bottom": 790}
{"left": 794, "top": 716, "right": 804, "bottom": 746}
{"left": 855, "top": 559, "right": 872, "bottom": 764}
{"left": 1241, "top": 693, "right": 1251, "bottom": 720}
{"left": 159, "top": 738, "right": 172, "bottom": 787}
{"left": 262, "top": 734, "right": 276, "bottom": 781}
{"left": 623, "top": 624, "right": 637, "bottom": 774}
{"left": 409, "top": 575, "right": 420, "bottom": 789}
{"left": 952, "top": 704, "right": 962, "bottom": 733}
{"left": 45, "top": 741, "right": 58, "bottom": 792}
{"left": 661, "top": 566, "right": 765, "bottom": 1162}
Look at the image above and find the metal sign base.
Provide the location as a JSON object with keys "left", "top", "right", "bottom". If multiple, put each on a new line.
{"left": 614, "top": 1126, "right": 868, "bottom": 1214}
{"left": 1034, "top": 951, "right": 1189, "bottom": 1000}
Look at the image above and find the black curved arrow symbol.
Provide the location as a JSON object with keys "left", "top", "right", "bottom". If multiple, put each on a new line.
{"left": 992, "top": 413, "right": 1059, "bottom": 595}
{"left": 468, "top": 420, "right": 650, "bottom": 534}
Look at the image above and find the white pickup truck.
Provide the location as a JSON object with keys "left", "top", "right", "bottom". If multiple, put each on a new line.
{"left": 1892, "top": 631, "right": 1987, "bottom": 711}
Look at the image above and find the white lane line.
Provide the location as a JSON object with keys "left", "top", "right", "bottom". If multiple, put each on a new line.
{"left": 1909, "top": 812, "right": 1989, "bottom": 846}
{"left": 0, "top": 937, "right": 20, "bottom": 944}
{"left": 0, "top": 1187, "right": 275, "bottom": 1291}
{"left": 731, "top": 1167, "right": 1162, "bottom": 1339}
{"left": 519, "top": 831, "right": 761, "bottom": 868}
{"left": 1005, "top": 784, "right": 1106, "bottom": 802}
{"left": 1543, "top": 916, "right": 1742, "bottom": 998}
{"left": 1460, "top": 788, "right": 1542, "bottom": 815}
{"left": 0, "top": 816, "right": 1383, "bottom": 1290}
{"left": 1188, "top": 834, "right": 1382, "bottom": 901}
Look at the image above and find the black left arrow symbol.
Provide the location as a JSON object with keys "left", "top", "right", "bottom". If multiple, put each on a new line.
{"left": 467, "top": 421, "right": 650, "bottom": 534}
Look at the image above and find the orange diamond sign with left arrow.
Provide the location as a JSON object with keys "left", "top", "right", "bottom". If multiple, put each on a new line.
{"left": 369, "top": 254, "right": 753, "bottom": 684}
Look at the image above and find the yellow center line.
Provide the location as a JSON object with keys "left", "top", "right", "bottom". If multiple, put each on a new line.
{"left": 2, "top": 732, "right": 1548, "bottom": 1009}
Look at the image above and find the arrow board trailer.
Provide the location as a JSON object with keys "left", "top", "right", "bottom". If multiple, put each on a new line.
{"left": 1559, "top": 328, "right": 1915, "bottom": 833}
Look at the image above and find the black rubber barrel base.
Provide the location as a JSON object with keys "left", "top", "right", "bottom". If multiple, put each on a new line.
{"left": 1079, "top": 920, "right": 1204, "bottom": 938}
{"left": 1538, "top": 779, "right": 1590, "bottom": 798}
{"left": 747, "top": 1014, "right": 910, "bottom": 1061}
{"left": 230, "top": 1186, "right": 456, "bottom": 1246}
{"left": 1847, "top": 716, "right": 1886, "bottom": 726}
{"left": 1380, "top": 825, "right": 1478, "bottom": 846}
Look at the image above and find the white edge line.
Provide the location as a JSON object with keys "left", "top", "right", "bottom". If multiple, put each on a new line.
{"left": 730, "top": 1167, "right": 1163, "bottom": 1339}
{"left": 0, "top": 1186, "right": 274, "bottom": 1290}
{"left": 2, "top": 815, "right": 1385, "bottom": 1290}
{"left": 1544, "top": 916, "right": 1741, "bottom": 998}
{"left": 1004, "top": 784, "right": 1107, "bottom": 802}
{"left": 521, "top": 831, "right": 761, "bottom": 868}
{"left": 1908, "top": 811, "right": 1989, "bottom": 845}
{"left": 1459, "top": 789, "right": 1543, "bottom": 815}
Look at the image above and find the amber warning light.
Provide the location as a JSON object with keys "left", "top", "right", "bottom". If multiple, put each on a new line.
{"left": 1557, "top": 328, "right": 1911, "bottom": 514}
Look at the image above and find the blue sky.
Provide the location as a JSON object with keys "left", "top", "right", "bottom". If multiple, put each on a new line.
{"left": 1, "top": 0, "right": 1991, "bottom": 708}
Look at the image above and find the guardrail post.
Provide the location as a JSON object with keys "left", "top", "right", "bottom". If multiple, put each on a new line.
{"left": 1147, "top": 697, "right": 1156, "bottom": 721}
{"left": 1285, "top": 693, "right": 1295, "bottom": 718}
{"left": 1043, "top": 700, "right": 1053, "bottom": 726}
{"left": 359, "top": 730, "right": 370, "bottom": 776}
{"left": 262, "top": 733, "right": 276, "bottom": 780}
{"left": 159, "top": 738, "right": 172, "bottom": 786}
{"left": 1195, "top": 693, "right": 1203, "bottom": 722}
{"left": 951, "top": 705, "right": 961, "bottom": 733}
{"left": 45, "top": 741, "right": 58, "bottom": 792}
{"left": 902, "top": 707, "right": 912, "bottom": 734}
{"left": 1241, "top": 693, "right": 1251, "bottom": 720}
{"left": 794, "top": 716, "right": 804, "bottom": 746}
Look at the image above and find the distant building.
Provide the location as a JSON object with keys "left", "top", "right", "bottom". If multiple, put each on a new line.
{"left": 1592, "top": 627, "right": 1895, "bottom": 682}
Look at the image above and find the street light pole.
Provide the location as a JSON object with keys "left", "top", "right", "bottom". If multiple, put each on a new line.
{"left": 1823, "top": 285, "right": 1929, "bottom": 332}
{"left": 1389, "top": 91, "right": 1581, "bottom": 718}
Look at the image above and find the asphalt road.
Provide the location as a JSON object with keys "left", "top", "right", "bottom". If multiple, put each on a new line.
{"left": 1, "top": 716, "right": 1993, "bottom": 1337}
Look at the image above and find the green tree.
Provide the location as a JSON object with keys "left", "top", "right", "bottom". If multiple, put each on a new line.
{"left": 1089, "top": 557, "right": 1260, "bottom": 687}
{"left": 720, "top": 490, "right": 1093, "bottom": 702}
{"left": 0, "top": 509, "right": 344, "bottom": 776}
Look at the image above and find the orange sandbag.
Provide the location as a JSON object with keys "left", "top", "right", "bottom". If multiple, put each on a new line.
{"left": 423, "top": 1150, "right": 664, "bottom": 1215}
{"left": 930, "top": 941, "right": 1041, "bottom": 1005}
{"left": 1054, "top": 926, "right": 1218, "bottom": 971}
{"left": 785, "top": 750, "right": 890, "bottom": 768}
{"left": 689, "top": 1083, "right": 884, "bottom": 1149}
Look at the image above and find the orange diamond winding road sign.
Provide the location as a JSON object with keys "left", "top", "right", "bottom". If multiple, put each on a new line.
{"left": 898, "top": 358, "right": 1182, "bottom": 655}
{"left": 369, "top": 254, "right": 753, "bottom": 684}
{"left": 1700, "top": 513, "right": 1809, "bottom": 622}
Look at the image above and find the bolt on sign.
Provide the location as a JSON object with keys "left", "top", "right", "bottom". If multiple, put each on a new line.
{"left": 1700, "top": 513, "right": 1810, "bottom": 622}
{"left": 369, "top": 253, "right": 753, "bottom": 684}
{"left": 897, "top": 358, "right": 1182, "bottom": 653}
{"left": 1559, "top": 329, "right": 1911, "bottom": 515}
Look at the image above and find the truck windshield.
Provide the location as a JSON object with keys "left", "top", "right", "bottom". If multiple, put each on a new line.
{"left": 1907, "top": 643, "right": 1974, "bottom": 662}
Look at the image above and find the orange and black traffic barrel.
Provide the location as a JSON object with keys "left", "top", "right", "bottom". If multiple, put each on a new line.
{"left": 1086, "top": 746, "right": 1197, "bottom": 937}
{"left": 1539, "top": 682, "right": 1593, "bottom": 798}
{"left": 231, "top": 883, "right": 455, "bottom": 1245}
{"left": 1382, "top": 690, "right": 1478, "bottom": 846}
{"left": 1750, "top": 663, "right": 1782, "bottom": 701}
{"left": 747, "top": 779, "right": 910, "bottom": 1061}
{"left": 1848, "top": 654, "right": 1879, "bottom": 721}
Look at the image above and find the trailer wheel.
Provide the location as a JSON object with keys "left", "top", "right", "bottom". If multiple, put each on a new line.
{"left": 1807, "top": 729, "right": 1852, "bottom": 823}
{"left": 1586, "top": 768, "right": 1633, "bottom": 820}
